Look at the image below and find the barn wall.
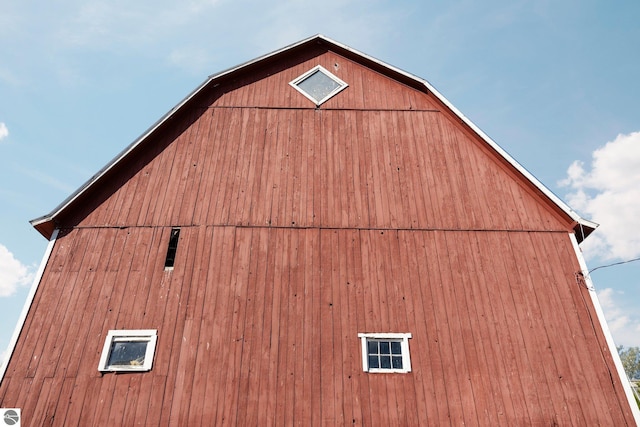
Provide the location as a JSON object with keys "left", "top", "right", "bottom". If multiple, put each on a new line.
{"left": 4, "top": 46, "right": 632, "bottom": 425}
{"left": 56, "top": 51, "right": 571, "bottom": 233}
{"left": 66, "top": 107, "right": 569, "bottom": 232}
{"left": 1, "top": 226, "right": 633, "bottom": 425}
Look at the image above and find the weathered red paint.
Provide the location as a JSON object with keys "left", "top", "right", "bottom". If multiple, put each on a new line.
{"left": 2, "top": 38, "right": 634, "bottom": 425}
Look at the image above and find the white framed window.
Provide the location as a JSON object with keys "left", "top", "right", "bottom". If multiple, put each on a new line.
{"left": 98, "top": 329, "right": 157, "bottom": 372}
{"left": 358, "top": 332, "right": 412, "bottom": 373}
{"left": 289, "top": 65, "right": 348, "bottom": 106}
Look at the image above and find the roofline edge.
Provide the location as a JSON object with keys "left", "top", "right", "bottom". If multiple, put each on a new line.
{"left": 569, "top": 233, "right": 640, "bottom": 424}
{"left": 0, "top": 229, "right": 59, "bottom": 383}
{"left": 319, "top": 35, "right": 598, "bottom": 240}
{"left": 28, "top": 36, "right": 331, "bottom": 238}
{"left": 29, "top": 34, "right": 597, "bottom": 241}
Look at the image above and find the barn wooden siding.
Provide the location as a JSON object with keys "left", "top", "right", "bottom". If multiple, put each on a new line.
{"left": 2, "top": 45, "right": 635, "bottom": 425}
{"left": 0, "top": 227, "right": 633, "bottom": 425}
{"left": 61, "top": 50, "right": 570, "bottom": 233}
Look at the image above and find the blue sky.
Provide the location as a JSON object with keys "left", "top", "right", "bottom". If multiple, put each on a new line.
{"left": 1, "top": 1, "right": 639, "bottom": 366}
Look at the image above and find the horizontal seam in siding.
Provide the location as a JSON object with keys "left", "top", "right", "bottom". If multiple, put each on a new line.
{"left": 65, "top": 224, "right": 572, "bottom": 234}
{"left": 207, "top": 106, "right": 441, "bottom": 113}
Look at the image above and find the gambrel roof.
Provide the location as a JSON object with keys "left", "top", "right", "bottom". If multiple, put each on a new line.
{"left": 11, "top": 35, "right": 640, "bottom": 426}
{"left": 30, "top": 34, "right": 597, "bottom": 241}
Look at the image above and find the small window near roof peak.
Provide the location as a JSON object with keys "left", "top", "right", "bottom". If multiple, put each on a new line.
{"left": 290, "top": 65, "right": 348, "bottom": 106}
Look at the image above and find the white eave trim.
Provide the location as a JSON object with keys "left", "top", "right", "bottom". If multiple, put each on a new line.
{"left": 427, "top": 79, "right": 590, "bottom": 227}
{"left": 569, "top": 233, "right": 640, "bottom": 424}
{"left": 0, "top": 229, "right": 59, "bottom": 383}
{"left": 30, "top": 75, "right": 213, "bottom": 229}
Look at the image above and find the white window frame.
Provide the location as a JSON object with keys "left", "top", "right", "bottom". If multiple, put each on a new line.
{"left": 358, "top": 332, "right": 412, "bottom": 373}
{"left": 289, "top": 65, "right": 348, "bottom": 106}
{"left": 98, "top": 329, "right": 157, "bottom": 372}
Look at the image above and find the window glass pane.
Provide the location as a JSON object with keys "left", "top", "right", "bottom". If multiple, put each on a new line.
{"left": 392, "top": 356, "right": 403, "bottom": 369}
{"left": 108, "top": 341, "right": 147, "bottom": 367}
{"left": 380, "top": 356, "right": 391, "bottom": 369}
{"left": 368, "top": 355, "right": 379, "bottom": 369}
{"left": 361, "top": 334, "right": 410, "bottom": 372}
{"left": 297, "top": 70, "right": 341, "bottom": 103}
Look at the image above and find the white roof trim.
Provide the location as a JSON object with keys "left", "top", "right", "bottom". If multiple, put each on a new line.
{"left": 31, "top": 34, "right": 596, "bottom": 238}
{"left": 0, "top": 229, "right": 59, "bottom": 383}
{"left": 569, "top": 233, "right": 640, "bottom": 424}
{"left": 30, "top": 35, "right": 324, "bottom": 231}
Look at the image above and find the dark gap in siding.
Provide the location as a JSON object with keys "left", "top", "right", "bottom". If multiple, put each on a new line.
{"left": 164, "top": 227, "right": 181, "bottom": 270}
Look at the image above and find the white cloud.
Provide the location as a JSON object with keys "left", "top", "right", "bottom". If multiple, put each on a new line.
{"left": 561, "top": 131, "right": 640, "bottom": 260}
{"left": 0, "top": 244, "right": 35, "bottom": 297}
{"left": 598, "top": 287, "right": 640, "bottom": 348}
{"left": 0, "top": 122, "right": 8, "bottom": 141}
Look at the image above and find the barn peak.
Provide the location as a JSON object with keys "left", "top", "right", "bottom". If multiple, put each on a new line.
{"left": 30, "top": 34, "right": 596, "bottom": 241}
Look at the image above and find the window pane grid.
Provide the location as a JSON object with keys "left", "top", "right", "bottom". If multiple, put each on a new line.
{"left": 366, "top": 339, "right": 403, "bottom": 370}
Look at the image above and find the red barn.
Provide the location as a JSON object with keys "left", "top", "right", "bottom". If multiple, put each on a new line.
{"left": 1, "top": 35, "right": 638, "bottom": 425}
